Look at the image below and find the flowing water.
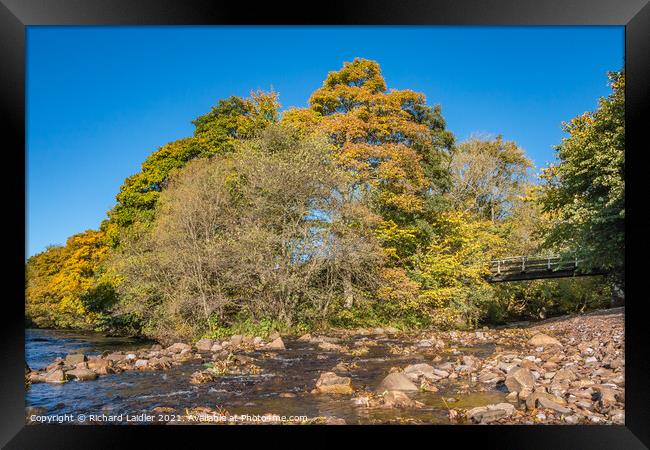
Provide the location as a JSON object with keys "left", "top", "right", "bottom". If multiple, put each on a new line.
{"left": 25, "top": 329, "right": 505, "bottom": 424}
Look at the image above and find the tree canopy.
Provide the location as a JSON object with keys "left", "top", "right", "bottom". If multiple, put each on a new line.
{"left": 25, "top": 60, "right": 622, "bottom": 339}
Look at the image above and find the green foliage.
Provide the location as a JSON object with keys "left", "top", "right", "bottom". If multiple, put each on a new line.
{"left": 205, "top": 315, "right": 312, "bottom": 340}
{"left": 539, "top": 71, "right": 624, "bottom": 280}
{"left": 486, "top": 277, "right": 611, "bottom": 323}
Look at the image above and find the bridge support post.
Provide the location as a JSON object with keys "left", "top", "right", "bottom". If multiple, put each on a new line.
{"left": 611, "top": 279, "right": 624, "bottom": 307}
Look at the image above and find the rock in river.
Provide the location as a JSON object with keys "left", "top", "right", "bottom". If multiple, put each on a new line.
{"left": 467, "top": 403, "right": 515, "bottom": 424}
{"left": 167, "top": 342, "right": 191, "bottom": 353}
{"left": 505, "top": 367, "right": 535, "bottom": 393}
{"left": 314, "top": 372, "right": 354, "bottom": 395}
{"left": 44, "top": 369, "right": 67, "bottom": 384}
{"left": 382, "top": 391, "right": 423, "bottom": 409}
{"left": 377, "top": 372, "right": 418, "bottom": 392}
{"left": 266, "top": 337, "right": 286, "bottom": 350}
{"left": 195, "top": 338, "right": 214, "bottom": 352}
{"left": 65, "top": 354, "right": 87, "bottom": 365}
{"left": 65, "top": 368, "right": 98, "bottom": 381}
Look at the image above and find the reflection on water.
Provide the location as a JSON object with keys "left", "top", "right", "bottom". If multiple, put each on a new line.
{"left": 25, "top": 329, "right": 502, "bottom": 424}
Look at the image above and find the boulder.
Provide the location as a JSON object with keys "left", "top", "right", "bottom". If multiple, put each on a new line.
{"left": 592, "top": 385, "right": 617, "bottom": 407}
{"left": 65, "top": 354, "right": 86, "bottom": 365}
{"left": 377, "top": 372, "right": 418, "bottom": 392}
{"left": 314, "top": 372, "right": 354, "bottom": 395}
{"left": 230, "top": 335, "right": 243, "bottom": 346}
{"left": 65, "top": 368, "right": 98, "bottom": 381}
{"left": 526, "top": 391, "right": 568, "bottom": 411}
{"left": 210, "top": 343, "right": 223, "bottom": 352}
{"left": 553, "top": 368, "right": 577, "bottom": 382}
{"left": 403, "top": 363, "right": 436, "bottom": 380}
{"left": 266, "top": 337, "right": 286, "bottom": 350}
{"left": 27, "top": 372, "right": 46, "bottom": 383}
{"left": 167, "top": 343, "right": 192, "bottom": 353}
{"left": 195, "top": 339, "right": 214, "bottom": 352}
{"left": 105, "top": 352, "right": 125, "bottom": 362}
{"left": 467, "top": 403, "right": 515, "bottom": 424}
{"left": 134, "top": 359, "right": 149, "bottom": 369}
{"left": 318, "top": 342, "right": 344, "bottom": 352}
{"left": 537, "top": 396, "right": 572, "bottom": 414}
{"left": 44, "top": 369, "right": 66, "bottom": 384}
{"left": 529, "top": 333, "right": 562, "bottom": 347}
{"left": 505, "top": 367, "right": 535, "bottom": 393}
{"left": 382, "top": 390, "right": 421, "bottom": 408}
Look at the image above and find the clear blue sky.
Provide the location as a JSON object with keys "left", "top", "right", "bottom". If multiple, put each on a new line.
{"left": 26, "top": 26, "right": 623, "bottom": 257}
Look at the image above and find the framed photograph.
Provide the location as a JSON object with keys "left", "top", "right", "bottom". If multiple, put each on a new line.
{"left": 2, "top": 0, "right": 648, "bottom": 447}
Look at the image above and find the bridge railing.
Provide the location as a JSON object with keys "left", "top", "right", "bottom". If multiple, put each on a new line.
{"left": 489, "top": 254, "right": 579, "bottom": 277}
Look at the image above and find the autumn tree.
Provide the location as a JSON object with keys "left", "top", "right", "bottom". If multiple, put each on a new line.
{"left": 115, "top": 126, "right": 384, "bottom": 341}
{"left": 283, "top": 58, "right": 455, "bottom": 307}
{"left": 447, "top": 135, "right": 532, "bottom": 222}
{"left": 25, "top": 230, "right": 111, "bottom": 328}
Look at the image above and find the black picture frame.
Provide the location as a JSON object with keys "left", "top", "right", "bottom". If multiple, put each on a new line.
{"left": 1, "top": 0, "right": 648, "bottom": 448}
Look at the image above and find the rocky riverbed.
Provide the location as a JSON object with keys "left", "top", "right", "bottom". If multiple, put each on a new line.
{"left": 25, "top": 308, "right": 624, "bottom": 425}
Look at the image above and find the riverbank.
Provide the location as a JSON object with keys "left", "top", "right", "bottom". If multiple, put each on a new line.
{"left": 25, "top": 307, "right": 624, "bottom": 425}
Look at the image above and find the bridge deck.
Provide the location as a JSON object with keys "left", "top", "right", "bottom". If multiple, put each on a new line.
{"left": 487, "top": 255, "right": 604, "bottom": 282}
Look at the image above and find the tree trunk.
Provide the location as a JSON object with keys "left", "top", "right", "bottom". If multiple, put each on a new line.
{"left": 343, "top": 272, "right": 354, "bottom": 309}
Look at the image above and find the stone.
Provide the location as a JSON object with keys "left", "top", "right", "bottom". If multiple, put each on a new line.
{"left": 382, "top": 390, "right": 422, "bottom": 408}
{"left": 385, "top": 327, "right": 400, "bottom": 335}
{"left": 420, "top": 379, "right": 439, "bottom": 392}
{"left": 529, "top": 333, "right": 562, "bottom": 347}
{"left": 195, "top": 339, "right": 214, "bottom": 352}
{"left": 432, "top": 368, "right": 450, "bottom": 378}
{"left": 318, "top": 342, "right": 344, "bottom": 352}
{"left": 315, "top": 372, "right": 353, "bottom": 395}
{"left": 65, "top": 354, "right": 86, "bottom": 365}
{"left": 134, "top": 359, "right": 149, "bottom": 369}
{"left": 65, "top": 368, "right": 98, "bottom": 381}
{"left": 150, "top": 344, "right": 163, "bottom": 351}
{"left": 403, "top": 363, "right": 435, "bottom": 380}
{"left": 467, "top": 404, "right": 513, "bottom": 424}
{"left": 210, "top": 343, "right": 223, "bottom": 352}
{"left": 297, "top": 333, "right": 312, "bottom": 342}
{"left": 167, "top": 342, "right": 191, "bottom": 353}
{"left": 324, "top": 417, "right": 347, "bottom": 425}
{"left": 266, "top": 337, "right": 285, "bottom": 350}
{"left": 526, "top": 391, "right": 569, "bottom": 414}
{"left": 592, "top": 385, "right": 617, "bottom": 407}
{"left": 44, "top": 369, "right": 66, "bottom": 383}
{"left": 505, "top": 367, "right": 535, "bottom": 393}
{"left": 269, "top": 331, "right": 281, "bottom": 341}
{"left": 105, "top": 353, "right": 125, "bottom": 362}
{"left": 279, "top": 392, "right": 297, "bottom": 398}
{"left": 253, "top": 336, "right": 264, "bottom": 345}
{"left": 553, "top": 368, "right": 577, "bottom": 382}
{"left": 230, "top": 335, "right": 243, "bottom": 346}
{"left": 27, "top": 372, "right": 45, "bottom": 383}
{"left": 537, "top": 396, "right": 572, "bottom": 414}
{"left": 377, "top": 372, "right": 418, "bottom": 392}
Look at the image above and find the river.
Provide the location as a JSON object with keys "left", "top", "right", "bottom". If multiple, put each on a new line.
{"left": 25, "top": 328, "right": 509, "bottom": 424}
